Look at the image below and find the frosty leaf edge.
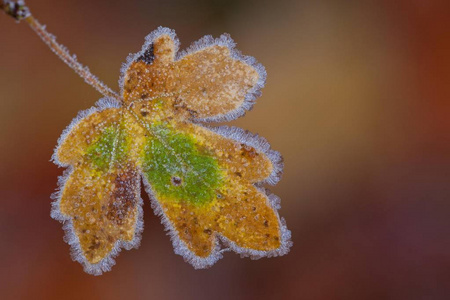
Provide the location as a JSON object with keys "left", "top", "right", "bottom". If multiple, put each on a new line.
{"left": 119, "top": 26, "right": 267, "bottom": 123}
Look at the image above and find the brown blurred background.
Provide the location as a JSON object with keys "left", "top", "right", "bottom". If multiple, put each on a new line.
{"left": 1, "top": 0, "right": 449, "bottom": 299}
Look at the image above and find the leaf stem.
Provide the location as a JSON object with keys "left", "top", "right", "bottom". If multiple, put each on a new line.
{"left": 1, "top": 0, "right": 121, "bottom": 101}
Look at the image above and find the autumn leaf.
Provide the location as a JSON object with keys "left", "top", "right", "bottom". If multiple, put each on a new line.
{"left": 51, "top": 27, "right": 292, "bottom": 275}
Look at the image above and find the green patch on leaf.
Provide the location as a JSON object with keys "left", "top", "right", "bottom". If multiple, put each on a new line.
{"left": 86, "top": 125, "right": 129, "bottom": 169}
{"left": 143, "top": 125, "right": 222, "bottom": 205}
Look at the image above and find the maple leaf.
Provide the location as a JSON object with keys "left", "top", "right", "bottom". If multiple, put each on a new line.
{"left": 51, "top": 27, "right": 292, "bottom": 275}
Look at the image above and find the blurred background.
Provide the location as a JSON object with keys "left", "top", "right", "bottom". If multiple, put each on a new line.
{"left": 1, "top": 0, "right": 449, "bottom": 299}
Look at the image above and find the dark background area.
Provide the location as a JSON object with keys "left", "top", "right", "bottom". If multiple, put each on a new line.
{"left": 1, "top": 0, "right": 449, "bottom": 299}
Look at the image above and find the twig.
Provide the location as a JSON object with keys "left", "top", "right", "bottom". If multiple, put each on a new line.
{"left": 1, "top": 0, "right": 121, "bottom": 101}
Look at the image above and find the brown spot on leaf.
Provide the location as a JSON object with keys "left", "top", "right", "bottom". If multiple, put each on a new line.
{"left": 171, "top": 176, "right": 182, "bottom": 186}
{"left": 106, "top": 169, "right": 138, "bottom": 225}
{"left": 107, "top": 235, "right": 114, "bottom": 243}
{"left": 241, "top": 144, "right": 258, "bottom": 158}
{"left": 89, "top": 237, "right": 101, "bottom": 250}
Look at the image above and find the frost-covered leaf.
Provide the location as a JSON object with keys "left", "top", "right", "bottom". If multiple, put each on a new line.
{"left": 52, "top": 27, "right": 291, "bottom": 275}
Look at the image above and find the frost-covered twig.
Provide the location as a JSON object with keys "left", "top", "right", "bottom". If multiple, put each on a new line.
{"left": 1, "top": 0, "right": 120, "bottom": 100}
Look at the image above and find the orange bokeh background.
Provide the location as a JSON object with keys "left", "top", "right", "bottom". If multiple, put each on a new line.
{"left": 1, "top": 0, "right": 449, "bottom": 299}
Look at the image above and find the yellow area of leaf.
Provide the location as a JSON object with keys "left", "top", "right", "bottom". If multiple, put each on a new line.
{"left": 60, "top": 162, "right": 140, "bottom": 264}
{"left": 56, "top": 110, "right": 145, "bottom": 265}
{"left": 56, "top": 109, "right": 122, "bottom": 165}
{"left": 159, "top": 178, "right": 281, "bottom": 257}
